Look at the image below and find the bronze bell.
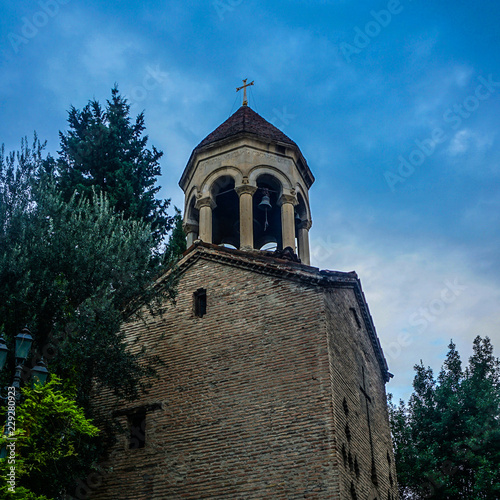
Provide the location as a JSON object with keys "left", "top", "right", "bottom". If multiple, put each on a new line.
{"left": 258, "top": 189, "right": 272, "bottom": 211}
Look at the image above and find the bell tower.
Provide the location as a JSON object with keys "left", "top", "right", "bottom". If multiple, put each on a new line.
{"left": 179, "top": 100, "right": 314, "bottom": 264}
{"left": 91, "top": 88, "right": 398, "bottom": 500}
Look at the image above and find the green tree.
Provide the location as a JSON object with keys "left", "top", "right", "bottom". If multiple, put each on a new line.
{"left": 389, "top": 337, "right": 500, "bottom": 499}
{"left": 0, "top": 136, "right": 177, "bottom": 496}
{"left": 0, "top": 377, "right": 99, "bottom": 499}
{"left": 164, "top": 208, "right": 187, "bottom": 264}
{"left": 52, "top": 86, "right": 172, "bottom": 246}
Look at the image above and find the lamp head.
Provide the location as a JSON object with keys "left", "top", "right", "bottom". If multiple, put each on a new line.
{"left": 15, "top": 326, "right": 33, "bottom": 362}
{"left": 31, "top": 358, "right": 49, "bottom": 387}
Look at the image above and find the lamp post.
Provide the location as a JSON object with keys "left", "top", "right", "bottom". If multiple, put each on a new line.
{"left": 1, "top": 326, "right": 50, "bottom": 425}
{"left": 11, "top": 327, "right": 34, "bottom": 400}
{"left": 0, "top": 326, "right": 50, "bottom": 462}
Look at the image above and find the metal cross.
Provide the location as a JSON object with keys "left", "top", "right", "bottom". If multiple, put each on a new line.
{"left": 236, "top": 79, "right": 254, "bottom": 106}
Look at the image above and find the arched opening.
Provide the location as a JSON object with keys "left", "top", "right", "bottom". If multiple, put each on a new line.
{"left": 183, "top": 195, "right": 200, "bottom": 246}
{"left": 295, "top": 192, "right": 307, "bottom": 225}
{"left": 294, "top": 192, "right": 307, "bottom": 241}
{"left": 211, "top": 176, "right": 239, "bottom": 248}
{"left": 253, "top": 174, "right": 282, "bottom": 251}
{"left": 187, "top": 195, "right": 199, "bottom": 227}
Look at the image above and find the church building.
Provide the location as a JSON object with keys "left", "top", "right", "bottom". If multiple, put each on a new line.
{"left": 92, "top": 89, "right": 398, "bottom": 499}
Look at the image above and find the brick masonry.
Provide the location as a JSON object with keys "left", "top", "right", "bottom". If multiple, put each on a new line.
{"left": 90, "top": 243, "right": 398, "bottom": 500}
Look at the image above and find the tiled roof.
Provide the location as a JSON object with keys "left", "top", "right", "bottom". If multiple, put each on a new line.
{"left": 195, "top": 105, "right": 298, "bottom": 150}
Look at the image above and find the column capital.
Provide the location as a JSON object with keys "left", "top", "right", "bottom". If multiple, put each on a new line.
{"left": 235, "top": 184, "right": 258, "bottom": 196}
{"left": 278, "top": 193, "right": 298, "bottom": 207}
{"left": 183, "top": 221, "right": 199, "bottom": 234}
{"left": 297, "top": 219, "right": 312, "bottom": 231}
{"left": 195, "top": 196, "right": 216, "bottom": 210}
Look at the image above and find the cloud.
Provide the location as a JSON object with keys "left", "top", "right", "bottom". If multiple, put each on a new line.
{"left": 310, "top": 216, "right": 500, "bottom": 403}
{"left": 448, "top": 129, "right": 472, "bottom": 155}
{"left": 81, "top": 34, "right": 144, "bottom": 79}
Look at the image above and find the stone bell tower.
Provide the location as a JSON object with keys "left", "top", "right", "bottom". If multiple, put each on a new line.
{"left": 91, "top": 93, "right": 398, "bottom": 500}
{"left": 179, "top": 103, "right": 314, "bottom": 264}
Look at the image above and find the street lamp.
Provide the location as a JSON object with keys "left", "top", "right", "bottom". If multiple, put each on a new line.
{"left": 0, "top": 326, "right": 50, "bottom": 395}
{"left": 31, "top": 358, "right": 49, "bottom": 387}
{"left": 0, "top": 325, "right": 49, "bottom": 459}
{"left": 15, "top": 327, "right": 33, "bottom": 363}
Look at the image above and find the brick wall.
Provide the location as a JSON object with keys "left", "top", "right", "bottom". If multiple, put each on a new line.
{"left": 90, "top": 249, "right": 396, "bottom": 500}
{"left": 325, "top": 288, "right": 398, "bottom": 500}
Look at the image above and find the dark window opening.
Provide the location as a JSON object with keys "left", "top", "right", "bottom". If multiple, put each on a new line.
{"left": 128, "top": 411, "right": 146, "bottom": 449}
{"left": 350, "top": 307, "right": 362, "bottom": 328}
{"left": 254, "top": 175, "right": 283, "bottom": 251}
{"left": 345, "top": 423, "right": 352, "bottom": 441}
{"left": 343, "top": 397, "right": 349, "bottom": 416}
{"left": 194, "top": 288, "right": 207, "bottom": 317}
{"left": 371, "top": 459, "right": 379, "bottom": 486}
{"left": 212, "top": 176, "right": 239, "bottom": 248}
{"left": 350, "top": 482, "right": 358, "bottom": 500}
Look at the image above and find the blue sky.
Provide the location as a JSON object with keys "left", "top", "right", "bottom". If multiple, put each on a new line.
{"left": 1, "top": 0, "right": 499, "bottom": 402}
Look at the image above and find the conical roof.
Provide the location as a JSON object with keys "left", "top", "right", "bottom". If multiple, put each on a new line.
{"left": 180, "top": 104, "right": 314, "bottom": 191}
{"left": 194, "top": 105, "right": 298, "bottom": 151}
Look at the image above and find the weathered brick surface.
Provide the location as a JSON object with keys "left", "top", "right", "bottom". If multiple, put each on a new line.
{"left": 324, "top": 289, "right": 398, "bottom": 500}
{"left": 90, "top": 245, "right": 397, "bottom": 500}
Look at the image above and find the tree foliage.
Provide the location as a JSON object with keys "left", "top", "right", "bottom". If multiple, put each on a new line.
{"left": 164, "top": 208, "right": 187, "bottom": 263}
{"left": 0, "top": 376, "right": 99, "bottom": 499}
{"left": 389, "top": 336, "right": 500, "bottom": 499}
{"left": 0, "top": 137, "right": 174, "bottom": 400}
{"left": 52, "top": 86, "right": 172, "bottom": 245}
{"left": 0, "top": 126, "right": 177, "bottom": 495}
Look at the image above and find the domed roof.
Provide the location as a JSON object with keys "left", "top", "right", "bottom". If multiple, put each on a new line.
{"left": 194, "top": 105, "right": 298, "bottom": 151}
{"left": 180, "top": 104, "right": 314, "bottom": 192}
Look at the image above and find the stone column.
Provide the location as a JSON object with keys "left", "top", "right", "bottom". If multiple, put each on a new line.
{"left": 195, "top": 196, "right": 216, "bottom": 244}
{"left": 183, "top": 221, "right": 199, "bottom": 248}
{"left": 279, "top": 193, "right": 298, "bottom": 252}
{"left": 297, "top": 219, "right": 312, "bottom": 266}
{"left": 235, "top": 184, "right": 257, "bottom": 250}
